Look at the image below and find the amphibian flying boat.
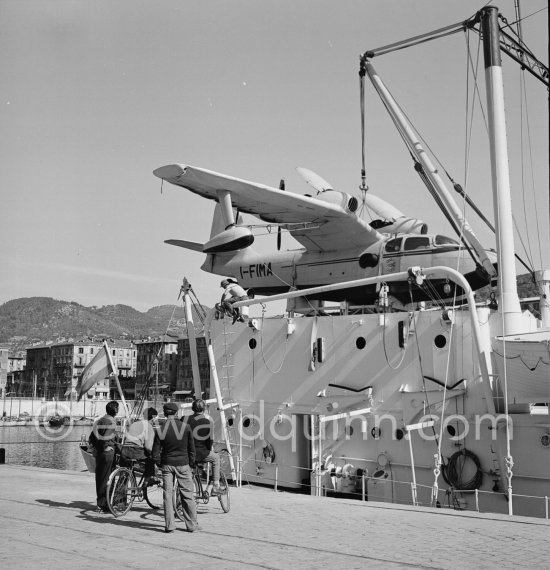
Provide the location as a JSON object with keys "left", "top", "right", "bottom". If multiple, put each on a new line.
{"left": 153, "top": 164, "right": 497, "bottom": 306}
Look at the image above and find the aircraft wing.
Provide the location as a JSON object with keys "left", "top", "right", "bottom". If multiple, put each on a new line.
{"left": 154, "top": 164, "right": 383, "bottom": 252}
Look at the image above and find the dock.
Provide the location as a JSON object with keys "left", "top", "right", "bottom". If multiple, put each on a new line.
{"left": 0, "top": 464, "right": 548, "bottom": 569}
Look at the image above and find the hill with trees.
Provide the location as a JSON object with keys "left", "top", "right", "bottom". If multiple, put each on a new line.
{"left": 0, "top": 297, "right": 208, "bottom": 352}
{"left": 0, "top": 273, "right": 540, "bottom": 353}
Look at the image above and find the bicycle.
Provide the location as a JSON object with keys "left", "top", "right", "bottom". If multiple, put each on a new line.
{"left": 174, "top": 455, "right": 231, "bottom": 517}
{"left": 106, "top": 459, "right": 164, "bottom": 517}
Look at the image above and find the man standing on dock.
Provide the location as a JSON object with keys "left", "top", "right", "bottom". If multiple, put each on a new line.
{"left": 153, "top": 402, "right": 199, "bottom": 533}
{"left": 91, "top": 400, "right": 119, "bottom": 514}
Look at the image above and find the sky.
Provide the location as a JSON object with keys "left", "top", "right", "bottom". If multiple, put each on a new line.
{"left": 1, "top": 0, "right": 548, "bottom": 313}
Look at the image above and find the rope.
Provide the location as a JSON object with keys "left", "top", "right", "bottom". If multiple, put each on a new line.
{"left": 380, "top": 285, "right": 407, "bottom": 370}
{"left": 259, "top": 304, "right": 289, "bottom": 374}
{"left": 442, "top": 448, "right": 483, "bottom": 490}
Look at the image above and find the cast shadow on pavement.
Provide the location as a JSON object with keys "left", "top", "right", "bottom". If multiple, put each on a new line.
{"left": 36, "top": 499, "right": 165, "bottom": 532}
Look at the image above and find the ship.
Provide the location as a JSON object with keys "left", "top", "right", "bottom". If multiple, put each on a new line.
{"left": 157, "top": 4, "right": 549, "bottom": 519}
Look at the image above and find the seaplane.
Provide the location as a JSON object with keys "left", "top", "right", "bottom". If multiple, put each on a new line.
{"left": 153, "top": 163, "right": 498, "bottom": 307}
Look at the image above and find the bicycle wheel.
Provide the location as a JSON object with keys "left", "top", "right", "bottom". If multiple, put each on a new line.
{"left": 143, "top": 477, "right": 163, "bottom": 509}
{"left": 217, "top": 471, "right": 230, "bottom": 513}
{"left": 195, "top": 470, "right": 210, "bottom": 504}
{"left": 106, "top": 467, "right": 135, "bottom": 517}
{"left": 218, "top": 448, "right": 233, "bottom": 481}
{"left": 174, "top": 476, "right": 206, "bottom": 521}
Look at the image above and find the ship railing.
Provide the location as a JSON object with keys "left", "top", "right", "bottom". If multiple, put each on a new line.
{"left": 231, "top": 456, "right": 550, "bottom": 520}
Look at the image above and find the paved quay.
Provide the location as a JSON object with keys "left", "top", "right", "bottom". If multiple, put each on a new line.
{"left": 0, "top": 465, "right": 549, "bottom": 570}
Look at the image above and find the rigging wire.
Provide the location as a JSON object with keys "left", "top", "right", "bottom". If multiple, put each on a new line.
{"left": 268, "top": 266, "right": 329, "bottom": 317}
{"left": 132, "top": 286, "right": 185, "bottom": 420}
{"left": 517, "top": 42, "right": 544, "bottom": 269}
{"left": 461, "top": 28, "right": 535, "bottom": 275}
{"left": 406, "top": 283, "right": 442, "bottom": 454}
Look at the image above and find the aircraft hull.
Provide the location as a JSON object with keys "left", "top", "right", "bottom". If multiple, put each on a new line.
{"left": 208, "top": 242, "right": 494, "bottom": 305}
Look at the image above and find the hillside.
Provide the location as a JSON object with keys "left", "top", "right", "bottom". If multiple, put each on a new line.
{"left": 0, "top": 273, "right": 540, "bottom": 353}
{"left": 475, "top": 272, "right": 539, "bottom": 302}
{"left": 0, "top": 297, "right": 209, "bottom": 352}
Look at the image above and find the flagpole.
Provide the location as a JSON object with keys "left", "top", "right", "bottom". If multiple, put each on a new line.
{"left": 103, "top": 341, "right": 130, "bottom": 422}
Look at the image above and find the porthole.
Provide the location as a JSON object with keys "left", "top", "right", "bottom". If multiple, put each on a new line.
{"left": 249, "top": 338, "right": 257, "bottom": 350}
{"left": 447, "top": 425, "right": 456, "bottom": 437}
{"left": 227, "top": 416, "right": 234, "bottom": 427}
{"left": 356, "top": 337, "right": 367, "bottom": 350}
{"left": 371, "top": 426, "right": 381, "bottom": 439}
{"left": 395, "top": 429, "right": 404, "bottom": 441}
{"left": 242, "top": 417, "right": 251, "bottom": 428}
{"left": 434, "top": 334, "right": 447, "bottom": 349}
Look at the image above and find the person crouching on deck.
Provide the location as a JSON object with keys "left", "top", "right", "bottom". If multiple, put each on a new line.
{"left": 216, "top": 278, "right": 249, "bottom": 323}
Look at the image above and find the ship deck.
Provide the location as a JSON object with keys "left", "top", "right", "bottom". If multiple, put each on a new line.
{"left": 0, "top": 464, "right": 548, "bottom": 569}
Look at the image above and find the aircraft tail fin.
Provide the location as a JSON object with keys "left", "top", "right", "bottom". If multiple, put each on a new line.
{"left": 210, "top": 203, "right": 244, "bottom": 237}
{"left": 210, "top": 203, "right": 226, "bottom": 238}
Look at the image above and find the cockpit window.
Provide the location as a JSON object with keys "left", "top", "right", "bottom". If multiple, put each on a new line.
{"left": 435, "top": 235, "right": 459, "bottom": 246}
{"left": 385, "top": 238, "right": 403, "bottom": 253}
{"left": 404, "top": 237, "right": 430, "bottom": 251}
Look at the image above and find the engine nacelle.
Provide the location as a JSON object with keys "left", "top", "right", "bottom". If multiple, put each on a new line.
{"left": 203, "top": 225, "right": 254, "bottom": 253}
{"left": 381, "top": 217, "right": 427, "bottom": 235}
{"left": 317, "top": 191, "right": 359, "bottom": 213}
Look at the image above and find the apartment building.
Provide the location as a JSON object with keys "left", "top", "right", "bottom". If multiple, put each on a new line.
{"left": 134, "top": 334, "right": 179, "bottom": 401}
{"left": 24, "top": 339, "right": 137, "bottom": 400}
{"left": 176, "top": 336, "right": 210, "bottom": 400}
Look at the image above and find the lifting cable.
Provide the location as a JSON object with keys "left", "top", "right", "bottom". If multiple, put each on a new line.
{"left": 360, "top": 23, "right": 535, "bottom": 279}
{"left": 359, "top": 68, "right": 368, "bottom": 193}
{"left": 361, "top": 58, "right": 481, "bottom": 272}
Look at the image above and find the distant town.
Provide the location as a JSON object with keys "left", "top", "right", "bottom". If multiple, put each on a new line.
{"left": 0, "top": 334, "right": 210, "bottom": 405}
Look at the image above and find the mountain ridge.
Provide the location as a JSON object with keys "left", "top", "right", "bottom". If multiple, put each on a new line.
{"left": 0, "top": 273, "right": 539, "bottom": 353}
{"left": 0, "top": 297, "right": 209, "bottom": 352}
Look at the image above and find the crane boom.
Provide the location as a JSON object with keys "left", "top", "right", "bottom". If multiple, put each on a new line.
{"left": 360, "top": 10, "right": 548, "bottom": 88}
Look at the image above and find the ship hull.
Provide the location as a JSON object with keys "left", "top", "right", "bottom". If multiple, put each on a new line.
{"left": 208, "top": 308, "right": 550, "bottom": 518}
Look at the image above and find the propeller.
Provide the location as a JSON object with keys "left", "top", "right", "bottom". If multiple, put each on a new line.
{"left": 277, "top": 179, "right": 285, "bottom": 250}
{"left": 296, "top": 167, "right": 333, "bottom": 194}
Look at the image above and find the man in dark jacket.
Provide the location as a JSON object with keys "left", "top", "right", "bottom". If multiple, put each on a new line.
{"left": 153, "top": 402, "right": 199, "bottom": 533}
{"left": 187, "top": 399, "right": 222, "bottom": 495}
{"left": 91, "top": 400, "right": 119, "bottom": 513}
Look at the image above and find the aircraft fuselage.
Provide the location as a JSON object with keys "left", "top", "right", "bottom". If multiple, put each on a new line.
{"left": 205, "top": 233, "right": 495, "bottom": 305}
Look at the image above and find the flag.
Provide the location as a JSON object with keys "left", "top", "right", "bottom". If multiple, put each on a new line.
{"left": 76, "top": 345, "right": 112, "bottom": 401}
